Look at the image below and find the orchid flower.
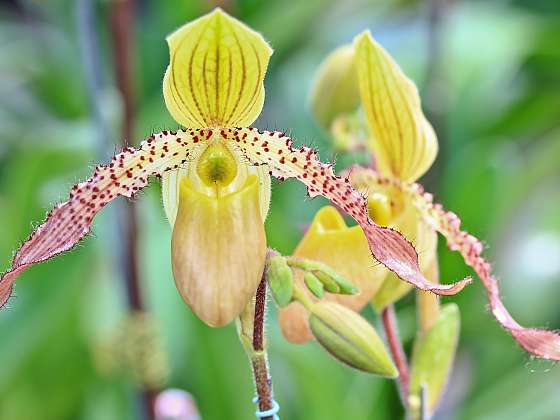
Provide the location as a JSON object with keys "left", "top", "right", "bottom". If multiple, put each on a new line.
{"left": 280, "top": 31, "right": 560, "bottom": 361}
{"left": 0, "top": 9, "right": 469, "bottom": 329}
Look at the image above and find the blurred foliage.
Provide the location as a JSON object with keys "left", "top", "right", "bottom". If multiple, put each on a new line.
{"left": 0, "top": 0, "right": 559, "bottom": 419}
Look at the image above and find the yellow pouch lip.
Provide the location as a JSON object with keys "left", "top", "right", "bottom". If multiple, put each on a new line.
{"left": 171, "top": 174, "right": 267, "bottom": 327}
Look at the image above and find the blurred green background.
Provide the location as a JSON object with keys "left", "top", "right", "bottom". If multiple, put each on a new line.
{"left": 1, "top": 0, "right": 559, "bottom": 419}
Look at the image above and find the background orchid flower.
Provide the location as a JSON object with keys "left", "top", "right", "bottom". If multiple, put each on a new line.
{"left": 0, "top": 9, "right": 469, "bottom": 331}
{"left": 282, "top": 30, "right": 560, "bottom": 361}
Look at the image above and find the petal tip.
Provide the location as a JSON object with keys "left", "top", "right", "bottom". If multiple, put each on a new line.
{"left": 431, "top": 276, "right": 472, "bottom": 296}
{"left": 354, "top": 29, "right": 372, "bottom": 44}
{"left": 511, "top": 328, "right": 560, "bottom": 361}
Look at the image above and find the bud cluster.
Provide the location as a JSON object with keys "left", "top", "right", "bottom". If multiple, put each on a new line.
{"left": 267, "top": 254, "right": 397, "bottom": 377}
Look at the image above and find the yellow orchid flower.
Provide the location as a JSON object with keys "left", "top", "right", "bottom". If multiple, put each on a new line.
{"left": 283, "top": 29, "right": 560, "bottom": 361}
{"left": 0, "top": 10, "right": 470, "bottom": 329}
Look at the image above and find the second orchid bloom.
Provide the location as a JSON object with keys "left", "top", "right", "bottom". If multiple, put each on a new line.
{"left": 281, "top": 30, "right": 560, "bottom": 363}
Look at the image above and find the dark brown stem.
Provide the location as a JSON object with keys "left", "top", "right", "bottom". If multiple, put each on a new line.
{"left": 253, "top": 278, "right": 267, "bottom": 352}
{"left": 109, "top": 1, "right": 155, "bottom": 419}
{"left": 251, "top": 276, "right": 274, "bottom": 420}
{"left": 111, "top": 0, "right": 136, "bottom": 144}
{"left": 382, "top": 305, "right": 410, "bottom": 407}
{"left": 252, "top": 354, "right": 273, "bottom": 420}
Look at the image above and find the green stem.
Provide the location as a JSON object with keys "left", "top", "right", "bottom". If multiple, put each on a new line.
{"left": 292, "top": 285, "right": 314, "bottom": 311}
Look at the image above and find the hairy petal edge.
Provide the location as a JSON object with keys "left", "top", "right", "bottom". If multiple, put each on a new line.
{"left": 0, "top": 129, "right": 210, "bottom": 307}
{"left": 349, "top": 167, "right": 560, "bottom": 361}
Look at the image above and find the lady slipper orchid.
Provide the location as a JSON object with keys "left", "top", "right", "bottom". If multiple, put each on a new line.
{"left": 0, "top": 10, "right": 469, "bottom": 328}
{"left": 281, "top": 30, "right": 560, "bottom": 361}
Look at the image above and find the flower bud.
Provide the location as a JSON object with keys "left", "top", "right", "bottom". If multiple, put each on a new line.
{"left": 304, "top": 272, "right": 324, "bottom": 298}
{"left": 409, "top": 304, "right": 460, "bottom": 418}
{"left": 309, "top": 302, "right": 397, "bottom": 377}
{"left": 314, "top": 270, "right": 340, "bottom": 293}
{"left": 267, "top": 256, "right": 294, "bottom": 307}
{"left": 309, "top": 45, "right": 360, "bottom": 131}
{"left": 315, "top": 267, "right": 358, "bottom": 295}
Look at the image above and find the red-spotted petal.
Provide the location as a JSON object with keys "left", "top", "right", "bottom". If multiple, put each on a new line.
{"left": 349, "top": 167, "right": 560, "bottom": 361}
{"left": 223, "top": 128, "right": 471, "bottom": 296}
{"left": 0, "top": 129, "right": 212, "bottom": 307}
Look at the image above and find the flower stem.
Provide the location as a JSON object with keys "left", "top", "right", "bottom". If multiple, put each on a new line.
{"left": 237, "top": 257, "right": 276, "bottom": 420}
{"left": 381, "top": 305, "right": 410, "bottom": 408}
{"left": 253, "top": 278, "right": 267, "bottom": 352}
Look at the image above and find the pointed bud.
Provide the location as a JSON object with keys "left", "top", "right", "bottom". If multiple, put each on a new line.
{"left": 314, "top": 270, "right": 340, "bottom": 293}
{"left": 287, "top": 257, "right": 358, "bottom": 295}
{"left": 309, "top": 45, "right": 361, "bottom": 130}
{"left": 267, "top": 256, "right": 294, "bottom": 307}
{"left": 304, "top": 272, "right": 324, "bottom": 298}
{"left": 309, "top": 302, "right": 398, "bottom": 377}
{"left": 409, "top": 304, "right": 460, "bottom": 418}
{"left": 315, "top": 267, "right": 358, "bottom": 295}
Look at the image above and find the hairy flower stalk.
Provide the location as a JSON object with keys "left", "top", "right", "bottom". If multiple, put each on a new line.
{"left": 0, "top": 9, "right": 468, "bottom": 328}
{"left": 237, "top": 257, "right": 276, "bottom": 420}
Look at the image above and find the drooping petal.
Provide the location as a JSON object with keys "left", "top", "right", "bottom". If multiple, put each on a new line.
{"left": 279, "top": 206, "right": 388, "bottom": 343}
{"left": 350, "top": 167, "right": 560, "bottom": 360}
{"left": 0, "top": 129, "right": 212, "bottom": 307}
{"left": 222, "top": 128, "right": 470, "bottom": 297}
{"left": 407, "top": 182, "right": 560, "bottom": 360}
{"left": 354, "top": 31, "right": 438, "bottom": 182}
{"left": 163, "top": 8, "right": 272, "bottom": 128}
{"left": 171, "top": 175, "right": 267, "bottom": 327}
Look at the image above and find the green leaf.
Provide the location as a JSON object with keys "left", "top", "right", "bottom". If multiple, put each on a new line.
{"left": 409, "top": 304, "right": 460, "bottom": 418}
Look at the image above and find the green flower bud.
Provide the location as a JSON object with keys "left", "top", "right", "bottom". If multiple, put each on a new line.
{"left": 308, "top": 45, "right": 361, "bottom": 131}
{"left": 314, "top": 270, "right": 340, "bottom": 293}
{"left": 304, "top": 271, "right": 324, "bottom": 298}
{"left": 287, "top": 257, "right": 359, "bottom": 295}
{"left": 409, "top": 304, "right": 460, "bottom": 418}
{"left": 267, "top": 256, "right": 294, "bottom": 307}
{"left": 309, "top": 302, "right": 397, "bottom": 377}
{"left": 316, "top": 268, "right": 358, "bottom": 295}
